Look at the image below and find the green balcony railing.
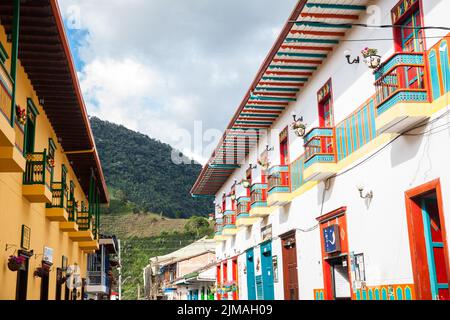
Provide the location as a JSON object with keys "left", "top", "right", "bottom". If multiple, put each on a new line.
{"left": 46, "top": 182, "right": 68, "bottom": 210}
{"left": 23, "top": 150, "right": 52, "bottom": 188}
{"left": 67, "top": 199, "right": 78, "bottom": 222}
{"left": 77, "top": 210, "right": 91, "bottom": 231}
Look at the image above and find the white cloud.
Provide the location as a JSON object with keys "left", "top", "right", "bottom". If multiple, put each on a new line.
{"left": 58, "top": 0, "right": 298, "bottom": 164}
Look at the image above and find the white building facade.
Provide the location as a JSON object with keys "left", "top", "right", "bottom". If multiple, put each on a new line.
{"left": 191, "top": 0, "right": 450, "bottom": 301}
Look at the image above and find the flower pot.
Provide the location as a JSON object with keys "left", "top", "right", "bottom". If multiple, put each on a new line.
{"left": 8, "top": 260, "right": 20, "bottom": 272}
{"left": 364, "top": 54, "right": 381, "bottom": 69}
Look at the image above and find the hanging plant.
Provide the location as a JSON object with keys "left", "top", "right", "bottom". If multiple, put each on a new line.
{"left": 361, "top": 47, "right": 381, "bottom": 69}
{"left": 241, "top": 179, "right": 251, "bottom": 189}
{"left": 34, "top": 267, "right": 49, "bottom": 278}
{"left": 7, "top": 255, "right": 25, "bottom": 272}
{"left": 257, "top": 159, "right": 270, "bottom": 170}
{"left": 15, "top": 105, "right": 27, "bottom": 127}
{"left": 47, "top": 158, "right": 55, "bottom": 168}
{"left": 291, "top": 119, "right": 307, "bottom": 137}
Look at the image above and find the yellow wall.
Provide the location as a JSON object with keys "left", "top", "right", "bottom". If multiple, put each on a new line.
{"left": 0, "top": 24, "right": 91, "bottom": 300}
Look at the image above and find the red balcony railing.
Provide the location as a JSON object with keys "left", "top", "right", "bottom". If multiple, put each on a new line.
{"left": 303, "top": 127, "right": 337, "bottom": 169}
{"left": 374, "top": 52, "right": 428, "bottom": 114}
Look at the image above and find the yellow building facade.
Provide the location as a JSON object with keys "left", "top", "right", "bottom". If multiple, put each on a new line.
{"left": 0, "top": 0, "right": 108, "bottom": 300}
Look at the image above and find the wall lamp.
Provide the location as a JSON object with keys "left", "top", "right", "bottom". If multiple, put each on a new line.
{"left": 249, "top": 164, "right": 257, "bottom": 170}
{"left": 357, "top": 184, "right": 373, "bottom": 200}
{"left": 265, "top": 145, "right": 274, "bottom": 152}
{"left": 345, "top": 50, "right": 360, "bottom": 65}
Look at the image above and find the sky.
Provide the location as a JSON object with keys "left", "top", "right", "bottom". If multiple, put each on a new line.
{"left": 58, "top": 0, "right": 298, "bottom": 164}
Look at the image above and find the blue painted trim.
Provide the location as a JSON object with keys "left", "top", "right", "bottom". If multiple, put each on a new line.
{"left": 305, "top": 3, "right": 366, "bottom": 10}
{"left": 377, "top": 91, "right": 428, "bottom": 115}
{"left": 285, "top": 38, "right": 339, "bottom": 44}
{"left": 268, "top": 186, "right": 290, "bottom": 195}
{"left": 421, "top": 199, "right": 439, "bottom": 300}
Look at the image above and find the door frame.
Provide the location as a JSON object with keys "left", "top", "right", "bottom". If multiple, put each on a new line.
{"left": 405, "top": 178, "right": 450, "bottom": 299}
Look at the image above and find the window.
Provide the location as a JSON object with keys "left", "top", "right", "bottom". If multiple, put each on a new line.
{"left": 23, "top": 98, "right": 39, "bottom": 155}
{"left": 392, "top": 0, "right": 424, "bottom": 53}
{"left": 0, "top": 41, "right": 8, "bottom": 65}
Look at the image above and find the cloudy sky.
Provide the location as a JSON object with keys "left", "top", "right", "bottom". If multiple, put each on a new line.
{"left": 59, "top": 0, "right": 298, "bottom": 164}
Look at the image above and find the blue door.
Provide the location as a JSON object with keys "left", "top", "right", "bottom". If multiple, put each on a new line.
{"left": 261, "top": 242, "right": 275, "bottom": 300}
{"left": 246, "top": 249, "right": 256, "bottom": 300}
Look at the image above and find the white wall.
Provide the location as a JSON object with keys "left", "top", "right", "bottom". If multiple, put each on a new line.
{"left": 214, "top": 0, "right": 450, "bottom": 300}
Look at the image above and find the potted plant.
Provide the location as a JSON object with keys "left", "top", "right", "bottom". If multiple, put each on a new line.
{"left": 7, "top": 255, "right": 25, "bottom": 272}
{"left": 241, "top": 179, "right": 250, "bottom": 189}
{"left": 47, "top": 157, "right": 55, "bottom": 168}
{"left": 34, "top": 267, "right": 49, "bottom": 278}
{"left": 361, "top": 47, "right": 381, "bottom": 69}
{"left": 291, "top": 119, "right": 307, "bottom": 137}
{"left": 15, "top": 105, "right": 27, "bottom": 127}
{"left": 257, "top": 159, "right": 270, "bottom": 170}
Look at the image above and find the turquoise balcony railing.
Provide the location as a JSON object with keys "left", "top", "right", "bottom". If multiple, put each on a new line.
{"left": 223, "top": 211, "right": 236, "bottom": 228}
{"left": 374, "top": 52, "right": 428, "bottom": 114}
{"left": 214, "top": 219, "right": 224, "bottom": 235}
{"left": 303, "top": 127, "right": 337, "bottom": 169}
{"left": 250, "top": 183, "right": 268, "bottom": 209}
{"left": 268, "top": 165, "right": 290, "bottom": 195}
{"left": 236, "top": 197, "right": 250, "bottom": 219}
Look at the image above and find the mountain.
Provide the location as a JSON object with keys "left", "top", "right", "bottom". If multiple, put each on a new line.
{"left": 90, "top": 117, "right": 212, "bottom": 218}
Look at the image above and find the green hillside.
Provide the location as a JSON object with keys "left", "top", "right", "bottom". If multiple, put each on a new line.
{"left": 90, "top": 116, "right": 212, "bottom": 218}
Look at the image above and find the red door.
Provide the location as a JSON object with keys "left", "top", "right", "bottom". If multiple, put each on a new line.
{"left": 405, "top": 181, "right": 450, "bottom": 300}
{"left": 216, "top": 265, "right": 222, "bottom": 301}
{"left": 232, "top": 259, "right": 238, "bottom": 300}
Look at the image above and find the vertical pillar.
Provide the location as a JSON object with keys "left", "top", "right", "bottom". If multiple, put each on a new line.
{"left": 10, "top": 0, "right": 20, "bottom": 126}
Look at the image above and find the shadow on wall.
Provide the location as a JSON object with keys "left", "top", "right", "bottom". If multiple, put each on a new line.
{"left": 316, "top": 178, "right": 336, "bottom": 215}
{"left": 390, "top": 132, "right": 425, "bottom": 169}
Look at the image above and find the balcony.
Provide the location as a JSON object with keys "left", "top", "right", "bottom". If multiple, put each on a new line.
{"left": 22, "top": 151, "right": 52, "bottom": 203}
{"left": 236, "top": 197, "right": 258, "bottom": 228}
{"left": 69, "top": 210, "right": 94, "bottom": 243}
{"left": 45, "top": 182, "right": 69, "bottom": 222}
{"left": 222, "top": 210, "right": 238, "bottom": 236}
{"left": 213, "top": 219, "right": 227, "bottom": 242}
{"left": 86, "top": 271, "right": 110, "bottom": 294}
{"left": 59, "top": 198, "right": 79, "bottom": 232}
{"left": 267, "top": 165, "right": 291, "bottom": 206}
{"left": 249, "top": 183, "right": 271, "bottom": 217}
{"left": 303, "top": 127, "right": 337, "bottom": 182}
{"left": 0, "top": 63, "right": 25, "bottom": 173}
{"left": 374, "top": 52, "right": 429, "bottom": 133}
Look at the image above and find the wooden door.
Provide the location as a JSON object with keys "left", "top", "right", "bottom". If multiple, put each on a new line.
{"left": 282, "top": 235, "right": 299, "bottom": 300}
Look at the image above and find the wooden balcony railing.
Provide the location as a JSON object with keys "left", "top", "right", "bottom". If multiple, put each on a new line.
{"left": 237, "top": 202, "right": 249, "bottom": 217}
{"left": 46, "top": 182, "right": 68, "bottom": 209}
{"left": 23, "top": 150, "right": 52, "bottom": 188}
{"left": 303, "top": 127, "right": 336, "bottom": 169}
{"left": 374, "top": 52, "right": 428, "bottom": 114}
{"left": 67, "top": 199, "right": 78, "bottom": 222}
{"left": 214, "top": 221, "right": 223, "bottom": 235}
{"left": 0, "top": 62, "right": 13, "bottom": 124}
{"left": 223, "top": 212, "right": 236, "bottom": 227}
{"left": 77, "top": 210, "right": 91, "bottom": 231}
{"left": 250, "top": 183, "right": 268, "bottom": 208}
{"left": 268, "top": 165, "right": 290, "bottom": 194}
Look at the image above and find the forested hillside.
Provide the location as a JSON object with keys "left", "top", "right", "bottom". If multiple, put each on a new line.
{"left": 90, "top": 117, "right": 212, "bottom": 218}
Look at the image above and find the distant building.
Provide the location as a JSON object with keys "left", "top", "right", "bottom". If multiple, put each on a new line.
{"left": 85, "top": 235, "right": 120, "bottom": 300}
{"left": 143, "top": 237, "right": 216, "bottom": 300}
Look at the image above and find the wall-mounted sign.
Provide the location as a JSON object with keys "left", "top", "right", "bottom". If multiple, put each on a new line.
{"left": 323, "top": 225, "right": 341, "bottom": 254}
{"left": 43, "top": 247, "right": 54, "bottom": 265}
{"left": 261, "top": 224, "right": 272, "bottom": 242}
{"left": 21, "top": 225, "right": 31, "bottom": 250}
{"left": 62, "top": 256, "right": 68, "bottom": 271}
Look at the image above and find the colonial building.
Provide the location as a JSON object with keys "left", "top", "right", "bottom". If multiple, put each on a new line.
{"left": 143, "top": 237, "right": 216, "bottom": 300}
{"left": 191, "top": 0, "right": 450, "bottom": 300}
{"left": 0, "top": 1, "right": 108, "bottom": 300}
